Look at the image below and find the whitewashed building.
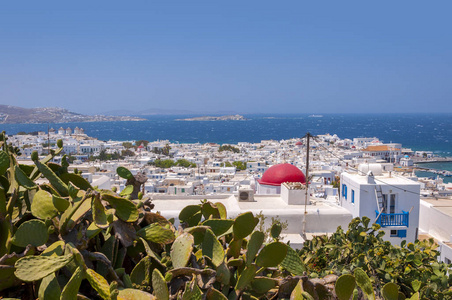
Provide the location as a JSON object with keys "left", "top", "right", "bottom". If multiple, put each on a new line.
{"left": 340, "top": 164, "right": 421, "bottom": 243}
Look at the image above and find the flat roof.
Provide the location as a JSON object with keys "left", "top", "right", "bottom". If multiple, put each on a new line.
{"left": 422, "top": 198, "right": 452, "bottom": 219}
{"left": 344, "top": 172, "right": 420, "bottom": 186}
{"left": 151, "top": 195, "right": 350, "bottom": 217}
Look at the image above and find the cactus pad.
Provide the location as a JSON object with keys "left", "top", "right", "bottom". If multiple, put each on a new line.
{"left": 41, "top": 241, "right": 65, "bottom": 257}
{"left": 117, "top": 166, "right": 133, "bottom": 179}
{"left": 14, "top": 254, "right": 74, "bottom": 282}
{"left": 92, "top": 196, "right": 109, "bottom": 229}
{"left": 290, "top": 280, "right": 307, "bottom": 300}
{"left": 60, "top": 266, "right": 85, "bottom": 299}
{"left": 354, "top": 268, "right": 375, "bottom": 300}
{"left": 215, "top": 263, "right": 231, "bottom": 286}
{"left": 226, "top": 239, "right": 242, "bottom": 258}
{"left": 11, "top": 219, "right": 49, "bottom": 247}
{"left": 182, "top": 278, "right": 202, "bottom": 300}
{"left": 14, "top": 165, "right": 36, "bottom": 189}
{"left": 246, "top": 231, "right": 265, "bottom": 266}
{"left": 60, "top": 172, "right": 92, "bottom": 190}
{"left": 179, "top": 205, "right": 202, "bottom": 227}
{"left": 382, "top": 282, "right": 399, "bottom": 300}
{"left": 31, "top": 190, "right": 59, "bottom": 220}
{"left": 270, "top": 222, "right": 282, "bottom": 239}
{"left": 137, "top": 223, "right": 175, "bottom": 244}
{"left": 202, "top": 229, "right": 225, "bottom": 267}
{"left": 202, "top": 219, "right": 234, "bottom": 237}
{"left": 0, "top": 151, "right": 10, "bottom": 174}
{"left": 117, "top": 289, "right": 156, "bottom": 300}
{"left": 130, "top": 256, "right": 152, "bottom": 287}
{"left": 34, "top": 160, "right": 69, "bottom": 197}
{"left": 38, "top": 273, "right": 61, "bottom": 300}
{"left": 214, "top": 202, "right": 227, "bottom": 219}
{"left": 201, "top": 201, "right": 220, "bottom": 219}
{"left": 86, "top": 268, "right": 111, "bottom": 300}
{"left": 152, "top": 269, "right": 169, "bottom": 300}
{"left": 280, "top": 246, "right": 305, "bottom": 275}
{"left": 102, "top": 194, "right": 139, "bottom": 222}
{"left": 255, "top": 242, "right": 288, "bottom": 268}
{"left": 170, "top": 232, "right": 194, "bottom": 269}
{"left": 52, "top": 194, "right": 70, "bottom": 212}
{"left": 233, "top": 212, "right": 257, "bottom": 240}
{"left": 235, "top": 264, "right": 257, "bottom": 290}
{"left": 251, "top": 277, "right": 277, "bottom": 294}
{"left": 335, "top": 274, "right": 356, "bottom": 300}
{"left": 120, "top": 185, "right": 134, "bottom": 196}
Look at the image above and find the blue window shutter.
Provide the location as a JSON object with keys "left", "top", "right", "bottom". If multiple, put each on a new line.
{"left": 397, "top": 230, "right": 407, "bottom": 238}
{"left": 352, "top": 190, "right": 355, "bottom": 203}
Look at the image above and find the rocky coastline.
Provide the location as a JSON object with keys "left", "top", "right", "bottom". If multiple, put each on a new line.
{"left": 0, "top": 105, "right": 145, "bottom": 124}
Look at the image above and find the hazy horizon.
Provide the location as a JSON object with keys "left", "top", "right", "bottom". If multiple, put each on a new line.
{"left": 1, "top": 1, "right": 451, "bottom": 114}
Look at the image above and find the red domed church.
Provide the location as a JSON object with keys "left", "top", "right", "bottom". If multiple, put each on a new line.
{"left": 256, "top": 163, "right": 306, "bottom": 194}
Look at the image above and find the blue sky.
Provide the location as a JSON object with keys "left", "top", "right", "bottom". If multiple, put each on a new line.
{"left": 1, "top": 1, "right": 451, "bottom": 114}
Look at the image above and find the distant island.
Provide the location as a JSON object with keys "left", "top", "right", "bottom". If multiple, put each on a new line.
{"left": 176, "top": 114, "right": 248, "bottom": 121}
{"left": 0, "top": 105, "right": 146, "bottom": 124}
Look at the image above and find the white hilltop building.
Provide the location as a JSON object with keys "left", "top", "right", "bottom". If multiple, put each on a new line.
{"left": 340, "top": 163, "right": 421, "bottom": 244}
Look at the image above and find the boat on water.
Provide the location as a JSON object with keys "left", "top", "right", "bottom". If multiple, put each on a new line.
{"left": 308, "top": 114, "right": 323, "bottom": 118}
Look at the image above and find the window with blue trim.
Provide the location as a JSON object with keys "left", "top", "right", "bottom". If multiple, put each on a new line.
{"left": 397, "top": 230, "right": 407, "bottom": 238}
{"left": 390, "top": 230, "right": 407, "bottom": 238}
{"left": 351, "top": 190, "right": 355, "bottom": 203}
{"left": 341, "top": 184, "right": 346, "bottom": 199}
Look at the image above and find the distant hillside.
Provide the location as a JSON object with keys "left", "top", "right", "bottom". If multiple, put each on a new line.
{"left": 0, "top": 105, "right": 145, "bottom": 124}
{"left": 103, "top": 108, "right": 239, "bottom": 116}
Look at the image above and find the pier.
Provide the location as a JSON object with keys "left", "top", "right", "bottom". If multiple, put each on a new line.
{"left": 414, "top": 166, "right": 452, "bottom": 177}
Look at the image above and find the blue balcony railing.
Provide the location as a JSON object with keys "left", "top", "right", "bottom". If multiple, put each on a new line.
{"left": 375, "top": 210, "right": 409, "bottom": 227}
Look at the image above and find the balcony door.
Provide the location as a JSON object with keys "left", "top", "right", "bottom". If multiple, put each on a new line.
{"left": 382, "top": 194, "right": 396, "bottom": 214}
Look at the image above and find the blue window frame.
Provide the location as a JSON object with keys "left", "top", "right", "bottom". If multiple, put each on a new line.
{"left": 342, "top": 184, "right": 348, "bottom": 199}
{"left": 351, "top": 190, "right": 355, "bottom": 203}
{"left": 397, "top": 230, "right": 407, "bottom": 238}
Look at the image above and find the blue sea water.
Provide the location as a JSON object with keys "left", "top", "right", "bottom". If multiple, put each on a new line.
{"left": 1, "top": 113, "right": 450, "bottom": 155}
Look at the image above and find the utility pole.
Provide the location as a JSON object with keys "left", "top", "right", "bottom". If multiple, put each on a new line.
{"left": 47, "top": 124, "right": 50, "bottom": 155}
{"left": 302, "top": 132, "right": 312, "bottom": 239}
